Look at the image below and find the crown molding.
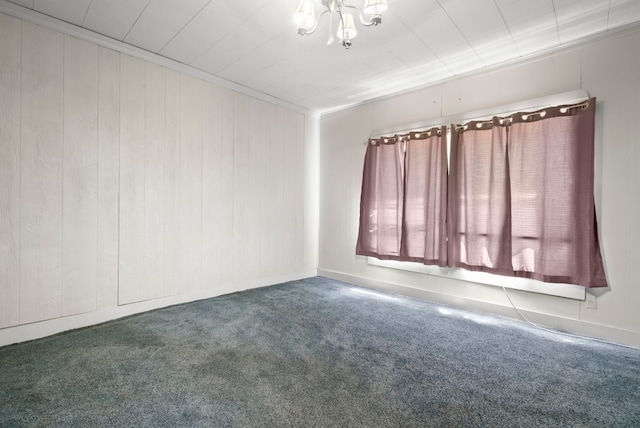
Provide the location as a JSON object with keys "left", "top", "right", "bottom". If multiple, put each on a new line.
{"left": 318, "top": 21, "right": 640, "bottom": 117}
{"left": 0, "top": 0, "right": 317, "bottom": 118}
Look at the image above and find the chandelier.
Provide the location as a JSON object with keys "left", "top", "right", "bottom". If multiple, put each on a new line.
{"left": 294, "top": 0, "right": 388, "bottom": 49}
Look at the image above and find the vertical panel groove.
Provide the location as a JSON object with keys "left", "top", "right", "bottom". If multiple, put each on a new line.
{"left": 61, "top": 34, "right": 65, "bottom": 316}
{"left": 20, "top": 21, "right": 64, "bottom": 324}
{"left": 62, "top": 35, "right": 99, "bottom": 316}
{"left": 117, "top": 52, "right": 122, "bottom": 304}
{"left": 0, "top": 14, "right": 22, "bottom": 327}
{"left": 96, "top": 46, "right": 100, "bottom": 311}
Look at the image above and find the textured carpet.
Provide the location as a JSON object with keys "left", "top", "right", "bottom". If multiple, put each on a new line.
{"left": 1, "top": 276, "right": 639, "bottom": 427}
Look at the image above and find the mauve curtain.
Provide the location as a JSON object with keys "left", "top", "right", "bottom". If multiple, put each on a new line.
{"left": 508, "top": 99, "right": 606, "bottom": 287}
{"left": 448, "top": 120, "right": 513, "bottom": 276}
{"left": 356, "top": 137, "right": 405, "bottom": 258}
{"left": 356, "top": 128, "right": 447, "bottom": 265}
{"left": 400, "top": 128, "right": 448, "bottom": 266}
{"left": 449, "top": 98, "right": 607, "bottom": 288}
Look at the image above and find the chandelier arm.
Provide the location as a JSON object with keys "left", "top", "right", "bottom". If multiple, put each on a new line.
{"left": 301, "top": 8, "right": 330, "bottom": 35}
{"left": 327, "top": 9, "right": 335, "bottom": 45}
{"left": 337, "top": 9, "right": 347, "bottom": 46}
{"left": 342, "top": 5, "right": 377, "bottom": 27}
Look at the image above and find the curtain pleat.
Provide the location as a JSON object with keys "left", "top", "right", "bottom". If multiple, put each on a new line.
{"left": 448, "top": 120, "right": 513, "bottom": 276}
{"left": 507, "top": 100, "right": 607, "bottom": 287}
{"left": 355, "top": 138, "right": 405, "bottom": 258}
{"left": 400, "top": 128, "right": 448, "bottom": 266}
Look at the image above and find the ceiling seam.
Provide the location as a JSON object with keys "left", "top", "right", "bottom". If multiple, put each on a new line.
{"left": 122, "top": 0, "right": 153, "bottom": 41}
{"left": 435, "top": 0, "right": 485, "bottom": 67}
{"left": 157, "top": 0, "right": 213, "bottom": 54}
{"left": 552, "top": 0, "right": 561, "bottom": 44}
{"left": 492, "top": 0, "right": 521, "bottom": 57}
{"left": 189, "top": 2, "right": 270, "bottom": 67}
{"left": 80, "top": 0, "right": 93, "bottom": 27}
{"left": 215, "top": 2, "right": 285, "bottom": 77}
{"left": 390, "top": 8, "right": 455, "bottom": 79}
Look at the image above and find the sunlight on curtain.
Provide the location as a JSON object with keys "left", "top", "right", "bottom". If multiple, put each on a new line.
{"left": 448, "top": 98, "right": 607, "bottom": 288}
{"left": 356, "top": 137, "right": 404, "bottom": 258}
{"left": 356, "top": 127, "right": 447, "bottom": 265}
{"left": 448, "top": 119, "right": 513, "bottom": 276}
{"left": 400, "top": 128, "right": 448, "bottom": 266}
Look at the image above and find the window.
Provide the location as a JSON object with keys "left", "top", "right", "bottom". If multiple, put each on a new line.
{"left": 356, "top": 137, "right": 404, "bottom": 259}
{"left": 357, "top": 96, "right": 607, "bottom": 289}
{"left": 448, "top": 98, "right": 607, "bottom": 288}
{"left": 356, "top": 128, "right": 447, "bottom": 266}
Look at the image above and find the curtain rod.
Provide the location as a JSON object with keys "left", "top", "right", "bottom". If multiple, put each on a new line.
{"left": 368, "top": 127, "right": 443, "bottom": 146}
{"left": 454, "top": 99, "right": 591, "bottom": 131}
{"left": 368, "top": 89, "right": 590, "bottom": 140}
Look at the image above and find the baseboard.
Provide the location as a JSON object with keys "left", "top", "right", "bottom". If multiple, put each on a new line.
{"left": 366, "top": 257, "right": 586, "bottom": 300}
{"left": 0, "top": 270, "right": 316, "bottom": 348}
{"left": 318, "top": 268, "right": 640, "bottom": 349}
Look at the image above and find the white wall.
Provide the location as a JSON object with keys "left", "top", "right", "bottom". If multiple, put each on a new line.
{"left": 319, "top": 27, "right": 640, "bottom": 348}
{"left": 0, "top": 13, "right": 318, "bottom": 345}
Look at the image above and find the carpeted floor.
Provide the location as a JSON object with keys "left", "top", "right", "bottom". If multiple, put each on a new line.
{"left": 1, "top": 276, "right": 639, "bottom": 427}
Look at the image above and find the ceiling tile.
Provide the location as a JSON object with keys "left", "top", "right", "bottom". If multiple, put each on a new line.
{"left": 83, "top": 0, "right": 150, "bottom": 40}
{"left": 552, "top": 0, "right": 596, "bottom": 9}
{"left": 390, "top": 0, "right": 442, "bottom": 27}
{"left": 506, "top": 12, "right": 559, "bottom": 46}
{"left": 439, "top": 0, "right": 507, "bottom": 41}
{"left": 554, "top": 0, "right": 610, "bottom": 43}
{"left": 221, "top": 21, "right": 273, "bottom": 55}
{"left": 190, "top": 43, "right": 236, "bottom": 76}
{"left": 159, "top": 1, "right": 244, "bottom": 64}
{"left": 381, "top": 65, "right": 430, "bottom": 89}
{"left": 256, "top": 58, "right": 304, "bottom": 83}
{"left": 495, "top": 0, "right": 555, "bottom": 28}
{"left": 411, "top": 59, "right": 455, "bottom": 83}
{"left": 225, "top": 0, "right": 271, "bottom": 17}
{"left": 242, "top": 2, "right": 289, "bottom": 41}
{"left": 439, "top": 47, "right": 484, "bottom": 75}
{"left": 193, "top": 25, "right": 269, "bottom": 75}
{"left": 7, "top": 0, "right": 34, "bottom": 8}
{"left": 412, "top": 7, "right": 470, "bottom": 56}
{"left": 33, "top": 0, "right": 91, "bottom": 26}
{"left": 472, "top": 31, "right": 520, "bottom": 66}
{"left": 511, "top": 24, "right": 561, "bottom": 57}
{"left": 123, "top": 0, "right": 209, "bottom": 53}
{"left": 217, "top": 42, "right": 289, "bottom": 84}
{"left": 607, "top": 0, "right": 640, "bottom": 29}
{"left": 367, "top": 13, "right": 437, "bottom": 67}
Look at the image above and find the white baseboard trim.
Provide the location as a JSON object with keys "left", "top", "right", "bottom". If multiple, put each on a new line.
{"left": 0, "top": 271, "right": 316, "bottom": 348}
{"left": 318, "top": 268, "right": 640, "bottom": 349}
{"left": 366, "top": 257, "right": 586, "bottom": 300}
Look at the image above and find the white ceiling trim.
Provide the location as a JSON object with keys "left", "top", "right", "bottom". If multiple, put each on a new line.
{"left": 320, "top": 20, "right": 640, "bottom": 117}
{"left": 0, "top": 0, "right": 318, "bottom": 117}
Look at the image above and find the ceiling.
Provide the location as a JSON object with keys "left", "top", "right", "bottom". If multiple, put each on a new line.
{"left": 5, "top": 0, "right": 640, "bottom": 114}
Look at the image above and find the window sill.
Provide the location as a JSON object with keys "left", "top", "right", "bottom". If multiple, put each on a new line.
{"left": 367, "top": 257, "right": 586, "bottom": 301}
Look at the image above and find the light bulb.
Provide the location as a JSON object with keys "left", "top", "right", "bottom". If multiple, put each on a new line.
{"left": 363, "top": 0, "right": 388, "bottom": 15}
{"left": 294, "top": 0, "right": 316, "bottom": 32}
{"left": 337, "top": 12, "right": 357, "bottom": 40}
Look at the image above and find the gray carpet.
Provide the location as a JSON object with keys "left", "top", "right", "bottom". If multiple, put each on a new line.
{"left": 1, "top": 276, "right": 639, "bottom": 427}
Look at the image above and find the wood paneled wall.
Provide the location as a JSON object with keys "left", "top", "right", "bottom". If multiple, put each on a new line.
{"left": 0, "top": 13, "right": 310, "bottom": 328}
